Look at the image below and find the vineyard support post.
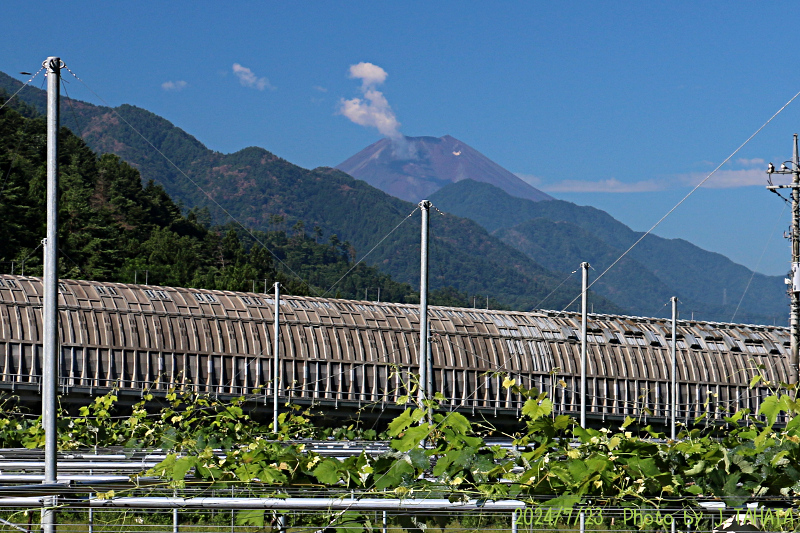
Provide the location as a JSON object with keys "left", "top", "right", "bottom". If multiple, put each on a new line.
{"left": 512, "top": 510, "right": 518, "bottom": 533}
{"left": 273, "top": 282, "right": 281, "bottom": 433}
{"left": 671, "top": 296, "right": 678, "bottom": 440}
{"left": 580, "top": 262, "right": 589, "bottom": 428}
{"left": 418, "top": 200, "right": 431, "bottom": 419}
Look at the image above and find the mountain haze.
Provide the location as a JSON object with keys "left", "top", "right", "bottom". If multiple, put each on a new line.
{"left": 336, "top": 135, "right": 553, "bottom": 203}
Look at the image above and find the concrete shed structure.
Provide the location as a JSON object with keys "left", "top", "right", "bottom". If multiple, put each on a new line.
{"left": 0, "top": 275, "right": 789, "bottom": 426}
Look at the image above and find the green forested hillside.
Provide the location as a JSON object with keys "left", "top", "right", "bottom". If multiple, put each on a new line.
{"left": 0, "top": 97, "right": 416, "bottom": 301}
{"left": 495, "top": 218, "right": 676, "bottom": 316}
{"left": 430, "top": 179, "right": 787, "bottom": 324}
{"left": 0, "top": 72, "right": 618, "bottom": 313}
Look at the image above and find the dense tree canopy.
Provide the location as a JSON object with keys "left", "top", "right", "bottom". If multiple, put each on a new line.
{"left": 0, "top": 98, "right": 414, "bottom": 302}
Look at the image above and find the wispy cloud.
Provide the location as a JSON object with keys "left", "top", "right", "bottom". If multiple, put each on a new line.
{"left": 161, "top": 80, "right": 187, "bottom": 91}
{"left": 517, "top": 166, "right": 770, "bottom": 193}
{"left": 339, "top": 62, "right": 401, "bottom": 139}
{"left": 313, "top": 85, "right": 328, "bottom": 93}
{"left": 683, "top": 168, "right": 767, "bottom": 189}
{"left": 736, "top": 157, "right": 765, "bottom": 167}
{"left": 232, "top": 63, "right": 274, "bottom": 91}
{"left": 531, "top": 177, "right": 665, "bottom": 193}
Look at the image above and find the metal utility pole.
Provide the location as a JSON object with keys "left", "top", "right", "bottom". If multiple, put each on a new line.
{"left": 42, "top": 55, "right": 61, "bottom": 533}
{"left": 272, "top": 282, "right": 281, "bottom": 433}
{"left": 767, "top": 136, "right": 800, "bottom": 388}
{"left": 580, "top": 262, "right": 589, "bottom": 428}
{"left": 670, "top": 296, "right": 678, "bottom": 440}
{"left": 418, "top": 200, "right": 431, "bottom": 413}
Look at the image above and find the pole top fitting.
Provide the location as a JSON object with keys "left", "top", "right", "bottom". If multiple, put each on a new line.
{"left": 580, "top": 262, "right": 590, "bottom": 269}
{"left": 42, "top": 57, "right": 64, "bottom": 72}
{"left": 419, "top": 200, "right": 432, "bottom": 210}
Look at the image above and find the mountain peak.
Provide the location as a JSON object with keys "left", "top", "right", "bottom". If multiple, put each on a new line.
{"left": 335, "top": 135, "right": 552, "bottom": 203}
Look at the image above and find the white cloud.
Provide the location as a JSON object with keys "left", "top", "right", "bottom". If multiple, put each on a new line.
{"left": 232, "top": 63, "right": 274, "bottom": 91}
{"left": 537, "top": 177, "right": 665, "bottom": 193}
{"left": 516, "top": 167, "right": 769, "bottom": 194}
{"left": 161, "top": 80, "right": 187, "bottom": 91}
{"left": 736, "top": 157, "right": 765, "bottom": 168}
{"left": 313, "top": 85, "right": 328, "bottom": 93}
{"left": 683, "top": 168, "right": 767, "bottom": 189}
{"left": 339, "top": 62, "right": 402, "bottom": 140}
{"left": 348, "top": 62, "right": 388, "bottom": 87}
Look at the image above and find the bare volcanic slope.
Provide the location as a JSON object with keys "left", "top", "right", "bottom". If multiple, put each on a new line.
{"left": 336, "top": 135, "right": 553, "bottom": 203}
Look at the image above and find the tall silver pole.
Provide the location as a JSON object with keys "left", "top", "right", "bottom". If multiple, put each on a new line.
{"left": 670, "top": 296, "right": 678, "bottom": 440}
{"left": 42, "top": 56, "right": 60, "bottom": 533}
{"left": 425, "top": 322, "right": 433, "bottom": 403}
{"left": 418, "top": 200, "right": 431, "bottom": 413}
{"left": 793, "top": 135, "right": 800, "bottom": 388}
{"left": 273, "top": 282, "right": 280, "bottom": 433}
{"left": 580, "top": 262, "right": 589, "bottom": 428}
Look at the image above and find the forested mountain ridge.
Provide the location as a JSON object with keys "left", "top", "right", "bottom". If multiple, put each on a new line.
{"left": 0, "top": 94, "right": 419, "bottom": 302}
{"left": 430, "top": 179, "right": 787, "bottom": 324}
{"left": 0, "top": 72, "right": 618, "bottom": 313}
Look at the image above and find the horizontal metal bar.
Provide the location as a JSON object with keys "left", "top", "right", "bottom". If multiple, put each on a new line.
{"left": 0, "top": 498, "right": 45, "bottom": 507}
{"left": 0, "top": 475, "right": 138, "bottom": 483}
{"left": 0, "top": 495, "right": 526, "bottom": 511}
{"left": 88, "top": 497, "right": 527, "bottom": 511}
{"left": 0, "top": 461, "right": 160, "bottom": 470}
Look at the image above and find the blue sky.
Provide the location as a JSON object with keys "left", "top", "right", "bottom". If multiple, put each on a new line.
{"left": 4, "top": 2, "right": 800, "bottom": 276}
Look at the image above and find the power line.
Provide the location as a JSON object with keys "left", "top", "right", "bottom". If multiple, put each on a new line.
{"left": 62, "top": 65, "right": 417, "bottom": 303}
{"left": 560, "top": 87, "right": 800, "bottom": 314}
{"left": 60, "top": 78, "right": 87, "bottom": 139}
{"left": 322, "top": 206, "right": 418, "bottom": 298}
{"left": 533, "top": 268, "right": 577, "bottom": 310}
{"left": 0, "top": 67, "right": 44, "bottom": 113}
{"left": 0, "top": 69, "right": 48, "bottom": 201}
{"left": 61, "top": 64, "right": 317, "bottom": 295}
{"left": 731, "top": 202, "right": 787, "bottom": 322}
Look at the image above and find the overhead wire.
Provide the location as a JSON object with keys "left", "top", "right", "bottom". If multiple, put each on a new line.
{"left": 60, "top": 77, "right": 87, "bottom": 138}
{"left": 731, "top": 202, "right": 788, "bottom": 322}
{"left": 559, "top": 87, "right": 800, "bottom": 315}
{"left": 60, "top": 64, "right": 318, "bottom": 295}
{"left": 12, "top": 64, "right": 782, "bottom": 429}
{"left": 0, "top": 67, "right": 44, "bottom": 113}
{"left": 322, "top": 205, "right": 419, "bottom": 298}
{"left": 0, "top": 71, "right": 47, "bottom": 202}
{"left": 62, "top": 64, "right": 420, "bottom": 304}
{"left": 532, "top": 268, "right": 578, "bottom": 310}
{"left": 0, "top": 110, "right": 33, "bottom": 200}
